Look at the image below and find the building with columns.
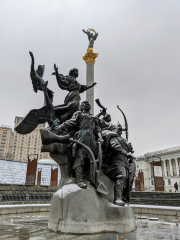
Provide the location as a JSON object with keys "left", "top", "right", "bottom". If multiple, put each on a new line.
{"left": 136, "top": 146, "right": 180, "bottom": 192}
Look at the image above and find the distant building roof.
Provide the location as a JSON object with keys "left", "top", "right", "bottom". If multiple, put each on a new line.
{"left": 37, "top": 159, "right": 58, "bottom": 165}
{"left": 137, "top": 146, "right": 180, "bottom": 160}
{"left": 14, "top": 116, "right": 24, "bottom": 124}
{"left": 0, "top": 124, "right": 11, "bottom": 129}
{"left": 0, "top": 159, "right": 60, "bottom": 186}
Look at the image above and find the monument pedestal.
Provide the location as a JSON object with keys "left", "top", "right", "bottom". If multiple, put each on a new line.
{"left": 48, "top": 178, "right": 136, "bottom": 234}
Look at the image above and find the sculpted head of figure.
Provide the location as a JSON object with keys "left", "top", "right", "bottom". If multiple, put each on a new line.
{"left": 102, "top": 114, "right": 111, "bottom": 123}
{"left": 69, "top": 68, "right": 79, "bottom": 78}
{"left": 36, "top": 65, "right": 45, "bottom": 78}
{"left": 113, "top": 122, "right": 123, "bottom": 135}
{"left": 80, "top": 101, "right": 91, "bottom": 112}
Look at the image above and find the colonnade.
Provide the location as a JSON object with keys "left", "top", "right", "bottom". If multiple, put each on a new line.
{"left": 148, "top": 158, "right": 180, "bottom": 178}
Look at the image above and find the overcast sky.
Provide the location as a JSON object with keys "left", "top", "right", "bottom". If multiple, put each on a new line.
{"left": 0, "top": 0, "right": 180, "bottom": 156}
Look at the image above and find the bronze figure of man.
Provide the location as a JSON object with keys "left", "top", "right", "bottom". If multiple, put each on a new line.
{"left": 102, "top": 123, "right": 136, "bottom": 206}
{"left": 54, "top": 100, "right": 103, "bottom": 189}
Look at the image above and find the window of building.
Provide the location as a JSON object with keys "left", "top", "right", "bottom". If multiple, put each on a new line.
{"left": 173, "top": 171, "right": 174, "bottom": 176}
{"left": 137, "top": 165, "right": 139, "bottom": 168}
{"left": 168, "top": 179, "right": 171, "bottom": 185}
{"left": 171, "top": 162, "right": 173, "bottom": 166}
{"left": 167, "top": 171, "right": 168, "bottom": 176}
{"left": 163, "top": 180, "right": 165, "bottom": 185}
{"left": 151, "top": 180, "right": 154, "bottom": 185}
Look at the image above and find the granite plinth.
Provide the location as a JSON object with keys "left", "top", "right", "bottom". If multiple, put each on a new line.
{"left": 48, "top": 178, "right": 136, "bottom": 234}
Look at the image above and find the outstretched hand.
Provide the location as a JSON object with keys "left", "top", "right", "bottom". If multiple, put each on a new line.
{"left": 54, "top": 64, "right": 58, "bottom": 72}
{"left": 92, "top": 82, "right": 97, "bottom": 87}
{"left": 52, "top": 64, "right": 58, "bottom": 75}
{"left": 29, "top": 51, "right": 33, "bottom": 57}
{"left": 100, "top": 109, "right": 106, "bottom": 116}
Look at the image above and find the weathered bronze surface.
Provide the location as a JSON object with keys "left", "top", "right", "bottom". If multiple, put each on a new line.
{"left": 15, "top": 48, "right": 136, "bottom": 206}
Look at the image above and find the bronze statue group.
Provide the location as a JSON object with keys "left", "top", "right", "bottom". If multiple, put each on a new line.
{"left": 15, "top": 52, "right": 136, "bottom": 207}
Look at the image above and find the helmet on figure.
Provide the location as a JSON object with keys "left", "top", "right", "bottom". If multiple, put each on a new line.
{"left": 113, "top": 122, "right": 123, "bottom": 134}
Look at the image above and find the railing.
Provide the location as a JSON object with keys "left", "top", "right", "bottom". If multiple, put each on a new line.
{"left": 0, "top": 193, "right": 53, "bottom": 202}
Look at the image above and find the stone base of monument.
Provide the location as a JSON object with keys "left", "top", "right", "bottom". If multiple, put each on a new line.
{"left": 48, "top": 178, "right": 136, "bottom": 234}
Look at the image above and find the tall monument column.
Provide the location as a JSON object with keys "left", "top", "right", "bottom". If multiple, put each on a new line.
{"left": 82, "top": 28, "right": 98, "bottom": 114}
{"left": 83, "top": 48, "right": 98, "bottom": 114}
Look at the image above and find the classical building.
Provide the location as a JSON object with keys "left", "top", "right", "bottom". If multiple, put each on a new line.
{"left": 136, "top": 147, "right": 180, "bottom": 192}
{"left": 0, "top": 117, "right": 50, "bottom": 162}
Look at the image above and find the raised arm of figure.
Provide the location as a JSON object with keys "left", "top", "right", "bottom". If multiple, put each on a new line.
{"left": 56, "top": 111, "right": 80, "bottom": 133}
{"left": 79, "top": 82, "right": 97, "bottom": 93}
{"left": 95, "top": 110, "right": 105, "bottom": 119}
{"left": 82, "top": 29, "right": 87, "bottom": 34}
{"left": 52, "top": 64, "right": 69, "bottom": 87}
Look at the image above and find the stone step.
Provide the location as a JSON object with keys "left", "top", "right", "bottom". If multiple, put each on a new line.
{"left": 130, "top": 199, "right": 180, "bottom": 206}
{"left": 131, "top": 192, "right": 180, "bottom": 199}
{"left": 0, "top": 203, "right": 50, "bottom": 215}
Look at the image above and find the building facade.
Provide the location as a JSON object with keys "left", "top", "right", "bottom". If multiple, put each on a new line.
{"left": 136, "top": 147, "right": 180, "bottom": 192}
{"left": 0, "top": 125, "right": 12, "bottom": 158}
{"left": 0, "top": 117, "right": 50, "bottom": 162}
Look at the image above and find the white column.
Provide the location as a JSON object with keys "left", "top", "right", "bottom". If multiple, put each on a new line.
{"left": 83, "top": 48, "right": 98, "bottom": 115}
{"left": 86, "top": 62, "right": 94, "bottom": 114}
{"left": 175, "top": 158, "right": 179, "bottom": 176}
{"left": 149, "top": 162, "right": 152, "bottom": 178}
{"left": 169, "top": 159, "right": 173, "bottom": 176}
{"left": 163, "top": 160, "right": 167, "bottom": 177}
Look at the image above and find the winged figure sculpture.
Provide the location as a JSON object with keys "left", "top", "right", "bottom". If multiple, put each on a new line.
{"left": 29, "top": 51, "right": 54, "bottom": 101}
{"left": 15, "top": 54, "right": 97, "bottom": 135}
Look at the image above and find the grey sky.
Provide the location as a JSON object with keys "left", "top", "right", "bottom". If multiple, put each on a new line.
{"left": 0, "top": 0, "right": 180, "bottom": 156}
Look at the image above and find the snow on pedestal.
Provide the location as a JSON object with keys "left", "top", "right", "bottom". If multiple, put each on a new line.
{"left": 48, "top": 178, "right": 136, "bottom": 234}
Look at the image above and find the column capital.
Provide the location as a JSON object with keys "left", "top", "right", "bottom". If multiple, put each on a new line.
{"left": 82, "top": 48, "right": 98, "bottom": 64}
